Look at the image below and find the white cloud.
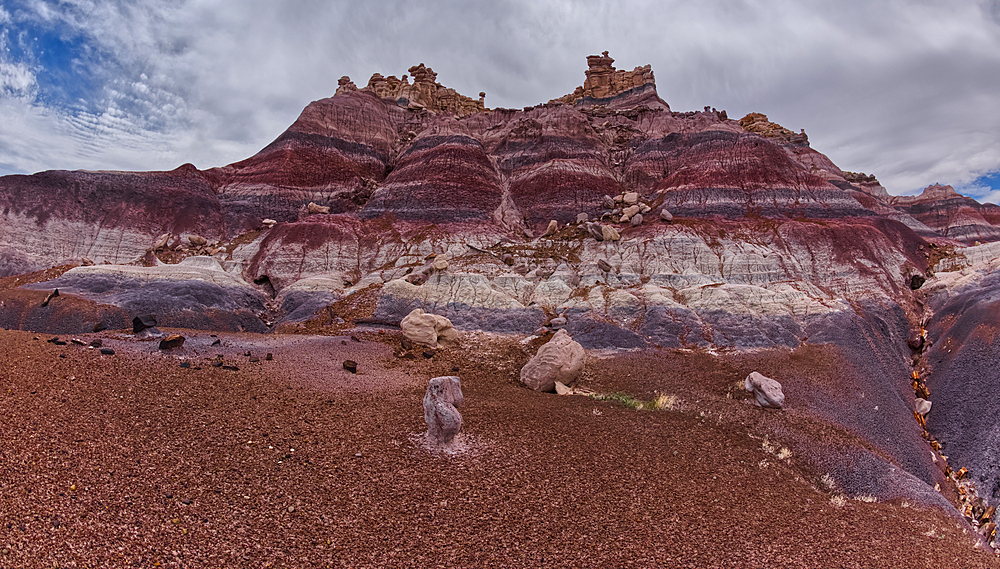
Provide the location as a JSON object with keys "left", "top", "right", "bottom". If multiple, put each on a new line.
{"left": 0, "top": 0, "right": 998, "bottom": 198}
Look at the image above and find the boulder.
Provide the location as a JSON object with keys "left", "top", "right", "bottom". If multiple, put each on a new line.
{"left": 401, "top": 309, "right": 458, "bottom": 349}
{"left": 132, "top": 315, "right": 157, "bottom": 333}
{"left": 544, "top": 220, "right": 559, "bottom": 236}
{"left": 307, "top": 202, "right": 330, "bottom": 214}
{"left": 744, "top": 371, "right": 785, "bottom": 409}
{"left": 623, "top": 192, "right": 639, "bottom": 205}
{"left": 158, "top": 334, "right": 185, "bottom": 350}
{"left": 601, "top": 225, "right": 621, "bottom": 241}
{"left": 602, "top": 195, "right": 616, "bottom": 209}
{"left": 660, "top": 209, "right": 673, "bottom": 222}
{"left": 188, "top": 234, "right": 207, "bottom": 247}
{"left": 630, "top": 213, "right": 643, "bottom": 227}
{"left": 623, "top": 205, "right": 641, "bottom": 219}
{"left": 520, "top": 329, "right": 586, "bottom": 392}
{"left": 424, "top": 376, "right": 463, "bottom": 445}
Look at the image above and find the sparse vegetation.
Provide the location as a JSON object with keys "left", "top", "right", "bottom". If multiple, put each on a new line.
{"left": 590, "top": 391, "right": 681, "bottom": 411}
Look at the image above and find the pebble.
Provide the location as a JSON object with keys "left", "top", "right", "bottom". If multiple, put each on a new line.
{"left": 354, "top": 453, "right": 363, "bottom": 458}
{"left": 99, "top": 348, "right": 115, "bottom": 355}
{"left": 249, "top": 356, "right": 259, "bottom": 363}
{"left": 211, "top": 361, "right": 223, "bottom": 367}
{"left": 179, "top": 362, "right": 190, "bottom": 369}
{"left": 287, "top": 506, "right": 295, "bottom": 513}
{"left": 265, "top": 353, "right": 273, "bottom": 361}
{"left": 90, "top": 339, "right": 103, "bottom": 348}
{"left": 343, "top": 360, "right": 358, "bottom": 374}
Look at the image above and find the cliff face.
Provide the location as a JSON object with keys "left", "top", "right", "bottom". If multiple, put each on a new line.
{"left": 3, "top": 53, "right": 1000, "bottom": 528}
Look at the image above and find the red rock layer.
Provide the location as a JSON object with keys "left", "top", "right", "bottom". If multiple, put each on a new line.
{"left": 892, "top": 184, "right": 1000, "bottom": 244}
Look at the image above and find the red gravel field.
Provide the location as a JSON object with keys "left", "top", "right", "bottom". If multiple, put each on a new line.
{"left": 1, "top": 328, "right": 996, "bottom": 569}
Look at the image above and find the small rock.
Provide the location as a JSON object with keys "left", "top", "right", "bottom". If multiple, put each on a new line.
{"left": 639, "top": 204, "right": 651, "bottom": 214}
{"left": 544, "top": 220, "right": 559, "bottom": 237}
{"left": 585, "top": 222, "right": 605, "bottom": 241}
{"left": 132, "top": 315, "right": 157, "bottom": 333}
{"left": 554, "top": 381, "right": 573, "bottom": 395}
{"left": 307, "top": 202, "right": 330, "bottom": 214}
{"left": 907, "top": 331, "right": 924, "bottom": 351}
{"left": 211, "top": 339, "right": 222, "bottom": 346}
{"left": 401, "top": 336, "right": 413, "bottom": 350}
{"left": 265, "top": 353, "right": 273, "bottom": 361}
{"left": 262, "top": 218, "right": 277, "bottom": 228}
{"left": 576, "top": 213, "right": 589, "bottom": 223}
{"left": 46, "top": 336, "right": 60, "bottom": 344}
{"left": 630, "top": 213, "right": 643, "bottom": 227}
{"left": 512, "top": 262, "right": 529, "bottom": 275}
{"left": 424, "top": 376, "right": 464, "bottom": 446}
{"left": 158, "top": 334, "right": 185, "bottom": 350}
{"left": 432, "top": 254, "right": 449, "bottom": 271}
{"left": 249, "top": 356, "right": 259, "bottom": 363}
{"left": 602, "top": 195, "right": 616, "bottom": 209}
{"left": 40, "top": 288, "right": 59, "bottom": 307}
{"left": 211, "top": 360, "right": 223, "bottom": 367}
{"left": 623, "top": 192, "right": 639, "bottom": 205}
{"left": 92, "top": 322, "right": 107, "bottom": 333}
{"left": 354, "top": 452, "right": 363, "bottom": 458}
{"left": 744, "top": 371, "right": 785, "bottom": 409}
{"left": 222, "top": 365, "right": 239, "bottom": 371}
{"left": 70, "top": 338, "right": 85, "bottom": 346}
{"left": 613, "top": 194, "right": 625, "bottom": 204}
{"left": 423, "top": 350, "right": 435, "bottom": 359}
{"left": 99, "top": 348, "right": 115, "bottom": 355}
{"left": 548, "top": 316, "right": 567, "bottom": 328}
{"left": 89, "top": 339, "right": 103, "bottom": 348}
{"left": 914, "top": 398, "right": 932, "bottom": 416}
{"left": 597, "top": 259, "right": 613, "bottom": 272}
{"left": 660, "top": 209, "right": 674, "bottom": 222}
{"left": 179, "top": 362, "right": 191, "bottom": 368}
{"left": 153, "top": 233, "right": 171, "bottom": 249}
{"left": 287, "top": 506, "right": 295, "bottom": 513}
{"left": 188, "top": 234, "right": 208, "bottom": 247}
{"left": 910, "top": 274, "right": 926, "bottom": 290}
{"left": 622, "top": 205, "right": 641, "bottom": 218}
{"left": 501, "top": 253, "right": 514, "bottom": 266}
{"left": 601, "top": 225, "right": 621, "bottom": 241}
{"left": 343, "top": 360, "right": 357, "bottom": 374}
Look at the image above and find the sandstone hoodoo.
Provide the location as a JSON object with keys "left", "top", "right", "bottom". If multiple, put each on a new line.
{"left": 3, "top": 52, "right": 1000, "bottom": 563}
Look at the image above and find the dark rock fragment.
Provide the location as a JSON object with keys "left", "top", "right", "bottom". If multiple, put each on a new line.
{"left": 907, "top": 331, "right": 924, "bottom": 351}
{"left": 158, "top": 334, "right": 185, "bottom": 350}
{"left": 99, "top": 348, "right": 115, "bottom": 355}
{"left": 343, "top": 360, "right": 357, "bottom": 373}
{"left": 909, "top": 274, "right": 925, "bottom": 290}
{"left": 40, "top": 289, "right": 59, "bottom": 307}
{"left": 265, "top": 353, "right": 273, "bottom": 361}
{"left": 93, "top": 322, "right": 107, "bottom": 333}
{"left": 132, "top": 315, "right": 157, "bottom": 333}
{"left": 179, "top": 362, "right": 191, "bottom": 368}
{"left": 89, "top": 339, "right": 102, "bottom": 348}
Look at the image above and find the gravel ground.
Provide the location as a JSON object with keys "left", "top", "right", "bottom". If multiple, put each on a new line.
{"left": 1, "top": 328, "right": 996, "bottom": 568}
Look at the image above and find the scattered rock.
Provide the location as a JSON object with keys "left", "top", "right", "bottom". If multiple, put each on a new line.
{"left": 544, "top": 220, "right": 559, "bottom": 236}
{"left": 188, "top": 235, "right": 208, "bottom": 247}
{"left": 601, "top": 225, "right": 621, "bottom": 241}
{"left": 585, "top": 222, "right": 605, "bottom": 241}
{"left": 602, "top": 195, "right": 616, "bottom": 209}
{"left": 158, "top": 334, "right": 185, "bottom": 350}
{"left": 622, "top": 205, "right": 641, "bottom": 219}
{"left": 423, "top": 376, "right": 463, "bottom": 446}
{"left": 132, "top": 315, "right": 157, "bottom": 333}
{"left": 262, "top": 218, "right": 277, "bottom": 228}
{"left": 910, "top": 274, "right": 926, "bottom": 290}
{"left": 660, "top": 209, "right": 673, "bottom": 222}
{"left": 501, "top": 253, "right": 514, "bottom": 266}
{"left": 179, "top": 362, "right": 190, "bottom": 368}
{"left": 623, "top": 192, "right": 639, "bottom": 205}
{"left": 432, "top": 254, "right": 449, "bottom": 271}
{"left": 520, "top": 329, "right": 586, "bottom": 392}
{"left": 576, "top": 213, "right": 589, "bottom": 223}
{"left": 265, "top": 353, "right": 273, "bottom": 361}
{"left": 153, "top": 233, "right": 171, "bottom": 250}
{"left": 907, "top": 331, "right": 924, "bottom": 351}
{"left": 401, "top": 309, "right": 458, "bottom": 349}
{"left": 914, "top": 398, "right": 932, "bottom": 415}
{"left": 639, "top": 204, "right": 651, "bottom": 214}
{"left": 548, "top": 316, "right": 567, "bottom": 328}
{"left": 40, "top": 288, "right": 59, "bottom": 307}
{"left": 211, "top": 360, "right": 223, "bottom": 367}
{"left": 307, "top": 202, "right": 330, "bottom": 214}
{"left": 70, "top": 338, "right": 85, "bottom": 346}
{"left": 249, "top": 356, "right": 259, "bottom": 363}
{"left": 99, "top": 348, "right": 115, "bottom": 355}
{"left": 554, "top": 381, "right": 573, "bottom": 395}
{"left": 744, "top": 371, "right": 785, "bottom": 409}
{"left": 597, "top": 259, "right": 613, "bottom": 272}
{"left": 630, "top": 213, "right": 643, "bottom": 227}
{"left": 343, "top": 360, "right": 358, "bottom": 374}
{"left": 89, "top": 339, "right": 102, "bottom": 348}
{"left": 211, "top": 339, "right": 221, "bottom": 346}
{"left": 422, "top": 349, "right": 435, "bottom": 359}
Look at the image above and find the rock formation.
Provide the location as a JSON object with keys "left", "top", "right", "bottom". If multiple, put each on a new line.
{"left": 423, "top": 375, "right": 463, "bottom": 446}
{"left": 3, "top": 52, "right": 1000, "bottom": 531}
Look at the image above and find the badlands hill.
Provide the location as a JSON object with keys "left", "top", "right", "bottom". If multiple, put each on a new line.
{"left": 2, "top": 53, "right": 1000, "bottom": 565}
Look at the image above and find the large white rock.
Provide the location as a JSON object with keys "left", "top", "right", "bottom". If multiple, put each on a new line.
{"left": 744, "top": 371, "right": 785, "bottom": 409}
{"left": 400, "top": 308, "right": 459, "bottom": 349}
{"left": 520, "top": 329, "right": 585, "bottom": 392}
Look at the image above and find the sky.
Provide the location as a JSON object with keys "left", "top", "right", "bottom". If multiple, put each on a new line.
{"left": 1, "top": 0, "right": 999, "bottom": 201}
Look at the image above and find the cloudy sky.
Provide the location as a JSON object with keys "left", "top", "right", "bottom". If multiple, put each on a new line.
{"left": 1, "top": 0, "right": 999, "bottom": 200}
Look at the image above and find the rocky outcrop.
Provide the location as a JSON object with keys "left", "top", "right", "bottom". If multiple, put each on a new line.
{"left": 401, "top": 308, "right": 458, "bottom": 349}
{"left": 891, "top": 184, "right": 1000, "bottom": 244}
{"left": 553, "top": 51, "right": 662, "bottom": 108}
{"left": 361, "top": 64, "right": 486, "bottom": 116}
